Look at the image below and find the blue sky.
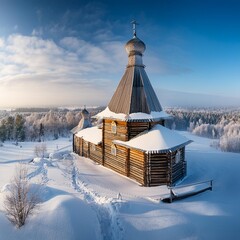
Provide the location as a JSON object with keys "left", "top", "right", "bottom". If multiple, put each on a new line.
{"left": 0, "top": 0, "right": 240, "bottom": 108}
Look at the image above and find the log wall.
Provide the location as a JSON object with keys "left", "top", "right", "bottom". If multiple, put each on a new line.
{"left": 146, "top": 147, "right": 186, "bottom": 186}
{"left": 129, "top": 149, "right": 145, "bottom": 185}
{"left": 145, "top": 152, "right": 170, "bottom": 186}
{"left": 73, "top": 135, "right": 103, "bottom": 164}
{"left": 171, "top": 147, "right": 186, "bottom": 184}
{"left": 73, "top": 135, "right": 81, "bottom": 155}
{"left": 103, "top": 119, "right": 128, "bottom": 174}
{"left": 89, "top": 143, "right": 102, "bottom": 164}
{"left": 101, "top": 119, "right": 148, "bottom": 184}
{"left": 73, "top": 120, "right": 186, "bottom": 187}
{"left": 127, "top": 120, "right": 164, "bottom": 140}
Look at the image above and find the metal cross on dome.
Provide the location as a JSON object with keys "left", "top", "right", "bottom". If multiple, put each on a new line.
{"left": 131, "top": 20, "right": 139, "bottom": 37}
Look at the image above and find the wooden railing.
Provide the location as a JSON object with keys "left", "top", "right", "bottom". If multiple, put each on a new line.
{"left": 167, "top": 179, "right": 213, "bottom": 203}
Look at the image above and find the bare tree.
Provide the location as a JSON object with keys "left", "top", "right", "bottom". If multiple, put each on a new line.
{"left": 4, "top": 164, "right": 41, "bottom": 228}
{"left": 34, "top": 143, "right": 47, "bottom": 158}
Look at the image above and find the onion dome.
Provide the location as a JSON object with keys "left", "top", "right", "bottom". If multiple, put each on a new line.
{"left": 125, "top": 36, "right": 146, "bottom": 56}
{"left": 124, "top": 21, "right": 146, "bottom": 67}
{"left": 107, "top": 21, "right": 163, "bottom": 115}
{"left": 81, "top": 107, "right": 89, "bottom": 119}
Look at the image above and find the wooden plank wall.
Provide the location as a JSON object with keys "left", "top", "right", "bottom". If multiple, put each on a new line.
{"left": 89, "top": 143, "right": 102, "bottom": 164}
{"left": 73, "top": 135, "right": 81, "bottom": 155}
{"left": 73, "top": 119, "right": 185, "bottom": 187}
{"left": 104, "top": 144, "right": 128, "bottom": 175}
{"left": 103, "top": 119, "right": 128, "bottom": 174}
{"left": 102, "top": 119, "right": 146, "bottom": 185}
{"left": 74, "top": 137, "right": 83, "bottom": 156}
{"left": 128, "top": 122, "right": 150, "bottom": 140}
{"left": 171, "top": 147, "right": 186, "bottom": 184}
{"left": 146, "top": 147, "right": 186, "bottom": 186}
{"left": 73, "top": 136, "right": 103, "bottom": 164}
{"left": 129, "top": 149, "right": 145, "bottom": 185}
{"left": 83, "top": 140, "right": 89, "bottom": 157}
{"left": 146, "top": 152, "right": 170, "bottom": 186}
{"left": 127, "top": 120, "right": 164, "bottom": 140}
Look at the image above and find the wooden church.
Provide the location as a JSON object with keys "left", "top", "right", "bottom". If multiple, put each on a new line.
{"left": 73, "top": 22, "right": 192, "bottom": 187}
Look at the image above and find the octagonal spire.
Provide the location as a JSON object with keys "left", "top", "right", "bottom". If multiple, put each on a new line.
{"left": 108, "top": 22, "right": 163, "bottom": 115}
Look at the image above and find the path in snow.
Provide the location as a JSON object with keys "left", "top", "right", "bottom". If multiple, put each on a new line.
{"left": 57, "top": 155, "right": 124, "bottom": 240}
{"left": 1, "top": 133, "right": 240, "bottom": 240}
{"left": 28, "top": 159, "right": 52, "bottom": 185}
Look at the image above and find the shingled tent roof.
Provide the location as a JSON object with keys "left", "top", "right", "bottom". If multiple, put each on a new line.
{"left": 108, "top": 66, "right": 163, "bottom": 114}
{"left": 108, "top": 29, "right": 163, "bottom": 115}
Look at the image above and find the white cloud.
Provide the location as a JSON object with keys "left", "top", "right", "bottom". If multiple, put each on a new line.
{"left": 1, "top": 34, "right": 125, "bottom": 81}
{"left": 0, "top": 34, "right": 126, "bottom": 107}
{"left": 0, "top": 38, "right": 4, "bottom": 48}
{"left": 0, "top": 33, "right": 190, "bottom": 108}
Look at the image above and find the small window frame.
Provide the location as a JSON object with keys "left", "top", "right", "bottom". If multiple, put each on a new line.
{"left": 111, "top": 121, "right": 117, "bottom": 134}
{"left": 175, "top": 150, "right": 181, "bottom": 164}
{"left": 91, "top": 144, "right": 96, "bottom": 152}
{"left": 111, "top": 144, "right": 117, "bottom": 156}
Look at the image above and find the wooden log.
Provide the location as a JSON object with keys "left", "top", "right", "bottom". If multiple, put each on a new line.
{"left": 125, "top": 149, "right": 130, "bottom": 176}
{"left": 130, "top": 160, "right": 145, "bottom": 166}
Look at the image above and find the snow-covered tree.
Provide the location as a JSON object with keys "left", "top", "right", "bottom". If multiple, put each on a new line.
{"left": 6, "top": 116, "right": 15, "bottom": 140}
{"left": 0, "top": 119, "right": 7, "bottom": 142}
{"left": 15, "top": 114, "right": 25, "bottom": 142}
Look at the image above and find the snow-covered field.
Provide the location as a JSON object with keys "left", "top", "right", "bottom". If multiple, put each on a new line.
{"left": 0, "top": 133, "right": 240, "bottom": 240}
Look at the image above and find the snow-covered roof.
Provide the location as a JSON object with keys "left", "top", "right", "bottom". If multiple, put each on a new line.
{"left": 114, "top": 124, "right": 192, "bottom": 153}
{"left": 95, "top": 107, "right": 171, "bottom": 122}
{"left": 76, "top": 126, "right": 102, "bottom": 145}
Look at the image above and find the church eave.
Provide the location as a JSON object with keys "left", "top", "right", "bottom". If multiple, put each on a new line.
{"left": 102, "top": 115, "right": 172, "bottom": 122}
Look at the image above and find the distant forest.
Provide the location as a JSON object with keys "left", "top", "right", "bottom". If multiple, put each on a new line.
{"left": 0, "top": 108, "right": 100, "bottom": 143}
{"left": 165, "top": 108, "right": 240, "bottom": 153}
{"left": 0, "top": 107, "right": 240, "bottom": 153}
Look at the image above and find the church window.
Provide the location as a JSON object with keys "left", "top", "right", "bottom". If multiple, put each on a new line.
{"left": 91, "top": 144, "right": 96, "bottom": 151}
{"left": 175, "top": 150, "right": 181, "bottom": 164}
{"left": 111, "top": 121, "right": 117, "bottom": 134}
{"left": 111, "top": 144, "right": 117, "bottom": 156}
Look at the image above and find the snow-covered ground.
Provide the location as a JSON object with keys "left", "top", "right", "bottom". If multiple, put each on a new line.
{"left": 0, "top": 133, "right": 240, "bottom": 240}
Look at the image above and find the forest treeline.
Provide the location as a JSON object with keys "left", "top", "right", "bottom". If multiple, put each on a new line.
{"left": 0, "top": 109, "right": 97, "bottom": 143}
{"left": 166, "top": 108, "right": 240, "bottom": 153}
{"left": 0, "top": 108, "right": 239, "bottom": 153}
